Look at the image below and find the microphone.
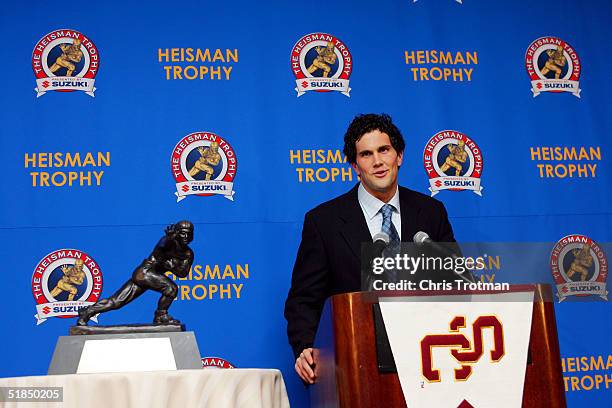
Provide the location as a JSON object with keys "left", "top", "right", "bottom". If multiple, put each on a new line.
{"left": 372, "top": 232, "right": 390, "bottom": 257}
{"left": 412, "top": 231, "right": 476, "bottom": 283}
{"left": 365, "top": 232, "right": 390, "bottom": 291}
{"left": 413, "top": 231, "right": 458, "bottom": 259}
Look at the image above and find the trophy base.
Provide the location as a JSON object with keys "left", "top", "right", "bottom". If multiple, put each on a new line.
{"left": 49, "top": 331, "right": 201, "bottom": 375}
{"left": 70, "top": 323, "right": 185, "bottom": 336}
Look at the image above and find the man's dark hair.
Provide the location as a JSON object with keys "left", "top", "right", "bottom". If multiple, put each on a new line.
{"left": 343, "top": 114, "right": 405, "bottom": 164}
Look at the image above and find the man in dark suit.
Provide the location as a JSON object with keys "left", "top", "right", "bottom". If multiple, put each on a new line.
{"left": 284, "top": 114, "right": 456, "bottom": 384}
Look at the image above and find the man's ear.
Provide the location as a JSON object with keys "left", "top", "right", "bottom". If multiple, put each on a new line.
{"left": 351, "top": 162, "right": 360, "bottom": 176}
{"left": 397, "top": 151, "right": 404, "bottom": 167}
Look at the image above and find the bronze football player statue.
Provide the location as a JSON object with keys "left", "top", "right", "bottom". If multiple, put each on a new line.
{"left": 77, "top": 221, "right": 195, "bottom": 326}
{"left": 49, "top": 38, "right": 83, "bottom": 77}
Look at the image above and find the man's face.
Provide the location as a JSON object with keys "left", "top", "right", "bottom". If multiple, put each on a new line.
{"left": 351, "top": 130, "right": 403, "bottom": 201}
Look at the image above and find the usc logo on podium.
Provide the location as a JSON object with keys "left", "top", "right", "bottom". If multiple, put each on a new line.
{"left": 420, "top": 316, "right": 505, "bottom": 382}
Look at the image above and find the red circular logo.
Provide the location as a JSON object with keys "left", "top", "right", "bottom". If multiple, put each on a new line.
{"left": 290, "top": 33, "right": 353, "bottom": 96}
{"left": 423, "top": 130, "right": 484, "bottom": 196}
{"left": 171, "top": 132, "right": 238, "bottom": 201}
{"left": 32, "top": 249, "right": 103, "bottom": 322}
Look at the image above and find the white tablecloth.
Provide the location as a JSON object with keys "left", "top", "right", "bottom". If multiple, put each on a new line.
{"left": 0, "top": 369, "right": 290, "bottom": 408}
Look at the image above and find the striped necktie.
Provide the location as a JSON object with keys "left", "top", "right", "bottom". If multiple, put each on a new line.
{"left": 380, "top": 204, "right": 400, "bottom": 243}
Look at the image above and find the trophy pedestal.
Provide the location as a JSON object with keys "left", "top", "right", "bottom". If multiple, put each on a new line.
{"left": 69, "top": 323, "right": 186, "bottom": 335}
{"left": 49, "top": 327, "right": 201, "bottom": 375}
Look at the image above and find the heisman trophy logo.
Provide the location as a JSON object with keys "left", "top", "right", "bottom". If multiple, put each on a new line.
{"left": 202, "top": 357, "right": 235, "bottom": 369}
{"left": 525, "top": 36, "right": 581, "bottom": 98}
{"left": 423, "top": 130, "right": 484, "bottom": 196}
{"left": 171, "top": 132, "right": 238, "bottom": 202}
{"left": 32, "top": 29, "right": 100, "bottom": 97}
{"left": 550, "top": 234, "right": 608, "bottom": 302}
{"left": 32, "top": 249, "right": 103, "bottom": 325}
{"left": 291, "top": 33, "right": 352, "bottom": 97}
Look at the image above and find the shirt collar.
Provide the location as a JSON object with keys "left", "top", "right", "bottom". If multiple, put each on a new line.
{"left": 357, "top": 184, "right": 400, "bottom": 220}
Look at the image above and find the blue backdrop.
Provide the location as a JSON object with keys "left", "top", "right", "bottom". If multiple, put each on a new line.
{"left": 1, "top": 0, "right": 610, "bottom": 406}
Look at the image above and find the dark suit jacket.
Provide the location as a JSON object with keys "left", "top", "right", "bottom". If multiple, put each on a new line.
{"left": 284, "top": 184, "right": 456, "bottom": 358}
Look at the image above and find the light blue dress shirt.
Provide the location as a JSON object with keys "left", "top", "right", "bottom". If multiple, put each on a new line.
{"left": 357, "top": 183, "right": 401, "bottom": 241}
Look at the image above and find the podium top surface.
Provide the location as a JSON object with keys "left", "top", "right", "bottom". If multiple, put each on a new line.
{"left": 334, "top": 283, "right": 553, "bottom": 303}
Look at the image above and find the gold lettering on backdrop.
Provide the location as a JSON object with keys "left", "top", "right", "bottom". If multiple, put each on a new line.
{"left": 561, "top": 355, "right": 612, "bottom": 392}
{"left": 158, "top": 48, "right": 238, "bottom": 80}
{"left": 404, "top": 50, "right": 478, "bottom": 82}
{"left": 166, "top": 264, "right": 249, "bottom": 301}
{"left": 289, "top": 149, "right": 355, "bottom": 183}
{"left": 25, "top": 152, "right": 111, "bottom": 187}
{"left": 530, "top": 146, "right": 601, "bottom": 178}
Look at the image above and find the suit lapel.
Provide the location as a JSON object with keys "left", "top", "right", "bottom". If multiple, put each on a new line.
{"left": 338, "top": 185, "right": 371, "bottom": 261}
{"left": 399, "top": 187, "right": 422, "bottom": 243}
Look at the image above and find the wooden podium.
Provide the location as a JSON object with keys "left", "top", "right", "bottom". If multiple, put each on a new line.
{"left": 310, "top": 284, "right": 566, "bottom": 408}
